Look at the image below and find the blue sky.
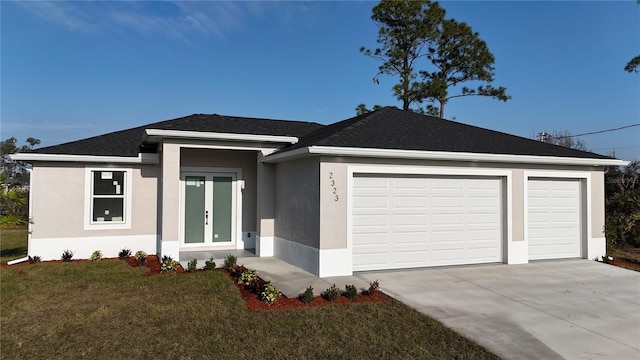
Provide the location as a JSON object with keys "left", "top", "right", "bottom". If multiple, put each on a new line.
{"left": 2, "top": 1, "right": 639, "bottom": 161}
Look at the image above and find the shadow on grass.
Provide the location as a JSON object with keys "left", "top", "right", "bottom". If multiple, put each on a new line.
{"left": 0, "top": 246, "right": 27, "bottom": 258}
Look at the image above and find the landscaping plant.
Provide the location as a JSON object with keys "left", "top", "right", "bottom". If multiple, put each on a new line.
{"left": 223, "top": 254, "right": 237, "bottom": 270}
{"left": 27, "top": 255, "right": 41, "bottom": 264}
{"left": 187, "top": 259, "right": 198, "bottom": 273}
{"left": 161, "top": 256, "right": 180, "bottom": 273}
{"left": 238, "top": 269, "right": 260, "bottom": 292}
{"left": 321, "top": 284, "right": 340, "bottom": 302}
{"left": 61, "top": 250, "right": 73, "bottom": 262}
{"left": 90, "top": 250, "right": 103, "bottom": 262}
{"left": 204, "top": 257, "right": 216, "bottom": 271}
{"left": 298, "top": 286, "right": 314, "bottom": 304}
{"left": 118, "top": 248, "right": 132, "bottom": 259}
{"left": 345, "top": 284, "right": 358, "bottom": 301}
{"left": 368, "top": 280, "right": 380, "bottom": 295}
{"left": 260, "top": 282, "right": 281, "bottom": 306}
{"left": 134, "top": 250, "right": 147, "bottom": 266}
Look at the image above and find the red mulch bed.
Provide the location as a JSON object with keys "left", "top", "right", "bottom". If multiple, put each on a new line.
{"left": 125, "top": 260, "right": 390, "bottom": 311}
{"left": 123, "top": 255, "right": 186, "bottom": 276}
{"left": 603, "top": 259, "right": 640, "bottom": 272}
{"left": 221, "top": 267, "right": 390, "bottom": 311}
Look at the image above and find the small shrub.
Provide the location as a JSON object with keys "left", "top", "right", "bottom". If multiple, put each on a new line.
{"left": 345, "top": 284, "right": 358, "bottom": 301}
{"left": 223, "top": 254, "right": 237, "bottom": 270}
{"left": 367, "top": 279, "right": 380, "bottom": 295}
{"left": 602, "top": 255, "right": 614, "bottom": 264}
{"left": 187, "top": 259, "right": 198, "bottom": 273}
{"left": 90, "top": 250, "right": 103, "bottom": 262}
{"left": 28, "top": 255, "right": 41, "bottom": 264}
{"left": 61, "top": 250, "right": 74, "bottom": 262}
{"left": 204, "top": 257, "right": 216, "bottom": 270}
{"left": 161, "top": 255, "right": 180, "bottom": 273}
{"left": 134, "top": 251, "right": 147, "bottom": 266}
{"left": 298, "top": 286, "right": 315, "bottom": 304}
{"left": 238, "top": 269, "right": 260, "bottom": 291}
{"left": 118, "top": 248, "right": 132, "bottom": 259}
{"left": 260, "top": 282, "right": 281, "bottom": 306}
{"left": 321, "top": 284, "right": 340, "bottom": 302}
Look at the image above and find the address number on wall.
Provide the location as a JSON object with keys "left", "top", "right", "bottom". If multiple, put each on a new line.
{"left": 329, "top": 172, "right": 339, "bottom": 201}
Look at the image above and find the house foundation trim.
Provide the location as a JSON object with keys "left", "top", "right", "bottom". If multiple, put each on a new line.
{"left": 30, "top": 234, "right": 157, "bottom": 261}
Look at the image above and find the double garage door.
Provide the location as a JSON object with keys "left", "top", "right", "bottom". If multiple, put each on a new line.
{"left": 352, "top": 174, "right": 583, "bottom": 272}
{"left": 352, "top": 174, "right": 503, "bottom": 271}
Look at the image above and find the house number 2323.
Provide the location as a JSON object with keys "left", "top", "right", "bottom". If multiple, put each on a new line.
{"left": 329, "top": 172, "right": 339, "bottom": 201}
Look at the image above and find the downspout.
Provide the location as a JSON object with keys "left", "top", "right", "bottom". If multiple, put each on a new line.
{"left": 26, "top": 167, "right": 33, "bottom": 256}
{"left": 7, "top": 168, "right": 32, "bottom": 266}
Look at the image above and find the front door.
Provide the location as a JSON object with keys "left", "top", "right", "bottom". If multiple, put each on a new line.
{"left": 183, "top": 172, "right": 235, "bottom": 246}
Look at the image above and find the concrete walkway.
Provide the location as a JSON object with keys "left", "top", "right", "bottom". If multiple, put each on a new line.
{"left": 238, "top": 256, "right": 640, "bottom": 360}
{"left": 239, "top": 256, "right": 371, "bottom": 297}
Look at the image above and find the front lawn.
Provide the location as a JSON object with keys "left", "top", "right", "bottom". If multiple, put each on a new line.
{"left": 0, "top": 228, "right": 28, "bottom": 263}
{"left": 0, "top": 231, "right": 498, "bottom": 359}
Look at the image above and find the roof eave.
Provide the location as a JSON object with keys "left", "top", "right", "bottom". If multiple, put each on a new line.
{"left": 262, "top": 146, "right": 628, "bottom": 167}
{"left": 143, "top": 129, "right": 299, "bottom": 144}
{"left": 9, "top": 153, "right": 159, "bottom": 165}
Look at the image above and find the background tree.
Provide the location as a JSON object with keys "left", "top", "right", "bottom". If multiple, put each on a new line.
{"left": 360, "top": 0, "right": 509, "bottom": 118}
{"left": 360, "top": 0, "right": 444, "bottom": 111}
{"left": 625, "top": 1, "right": 639, "bottom": 73}
{"left": 415, "top": 18, "right": 510, "bottom": 118}
{"left": 355, "top": 103, "right": 385, "bottom": 115}
{"left": 1, "top": 137, "right": 40, "bottom": 187}
{"left": 625, "top": 55, "right": 640, "bottom": 73}
{"left": 0, "top": 137, "right": 39, "bottom": 228}
{"left": 536, "top": 130, "right": 589, "bottom": 152}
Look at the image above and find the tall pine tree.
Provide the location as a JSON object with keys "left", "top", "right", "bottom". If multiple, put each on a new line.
{"left": 361, "top": 0, "right": 510, "bottom": 118}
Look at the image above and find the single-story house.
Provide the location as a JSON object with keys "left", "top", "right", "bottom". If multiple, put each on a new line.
{"left": 11, "top": 107, "right": 627, "bottom": 277}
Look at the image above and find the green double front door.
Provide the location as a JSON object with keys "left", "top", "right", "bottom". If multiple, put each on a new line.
{"left": 184, "top": 173, "right": 234, "bottom": 245}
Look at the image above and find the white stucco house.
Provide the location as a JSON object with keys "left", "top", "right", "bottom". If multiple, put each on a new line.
{"left": 11, "top": 107, "right": 627, "bottom": 277}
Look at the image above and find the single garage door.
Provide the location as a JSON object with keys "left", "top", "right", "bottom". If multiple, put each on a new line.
{"left": 352, "top": 174, "right": 503, "bottom": 271}
{"left": 527, "top": 178, "right": 582, "bottom": 260}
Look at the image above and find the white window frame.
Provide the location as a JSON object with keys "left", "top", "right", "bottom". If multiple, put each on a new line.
{"left": 84, "top": 167, "right": 133, "bottom": 230}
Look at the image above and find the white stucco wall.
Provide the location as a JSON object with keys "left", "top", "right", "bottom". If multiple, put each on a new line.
{"left": 29, "top": 162, "right": 159, "bottom": 260}
{"left": 309, "top": 157, "right": 608, "bottom": 276}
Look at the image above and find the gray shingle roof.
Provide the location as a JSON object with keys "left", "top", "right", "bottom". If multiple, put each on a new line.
{"left": 31, "top": 114, "right": 324, "bottom": 157}
{"left": 28, "top": 108, "right": 613, "bottom": 160}
{"left": 280, "top": 107, "right": 612, "bottom": 160}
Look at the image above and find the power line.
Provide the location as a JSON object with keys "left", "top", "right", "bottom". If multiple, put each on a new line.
{"left": 536, "top": 123, "right": 640, "bottom": 142}
{"left": 567, "top": 123, "right": 640, "bottom": 138}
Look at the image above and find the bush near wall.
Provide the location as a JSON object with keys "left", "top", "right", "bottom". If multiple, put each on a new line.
{"left": 605, "top": 161, "right": 640, "bottom": 249}
{"left": 0, "top": 187, "right": 28, "bottom": 229}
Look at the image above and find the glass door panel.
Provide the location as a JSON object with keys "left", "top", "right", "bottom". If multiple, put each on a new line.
{"left": 212, "top": 177, "right": 232, "bottom": 242}
{"left": 184, "top": 176, "right": 206, "bottom": 243}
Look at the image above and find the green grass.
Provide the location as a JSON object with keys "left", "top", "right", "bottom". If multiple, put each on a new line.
{"left": 0, "top": 228, "right": 28, "bottom": 263}
{"left": 1, "top": 230, "right": 499, "bottom": 359}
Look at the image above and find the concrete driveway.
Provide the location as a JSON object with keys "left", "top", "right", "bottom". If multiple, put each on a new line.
{"left": 357, "top": 260, "right": 640, "bottom": 360}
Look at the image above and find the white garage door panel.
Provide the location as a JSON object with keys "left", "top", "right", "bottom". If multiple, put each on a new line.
{"left": 352, "top": 175, "right": 502, "bottom": 271}
{"left": 527, "top": 179, "right": 581, "bottom": 260}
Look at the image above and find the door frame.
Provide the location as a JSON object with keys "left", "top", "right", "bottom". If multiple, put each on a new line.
{"left": 179, "top": 167, "right": 243, "bottom": 249}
